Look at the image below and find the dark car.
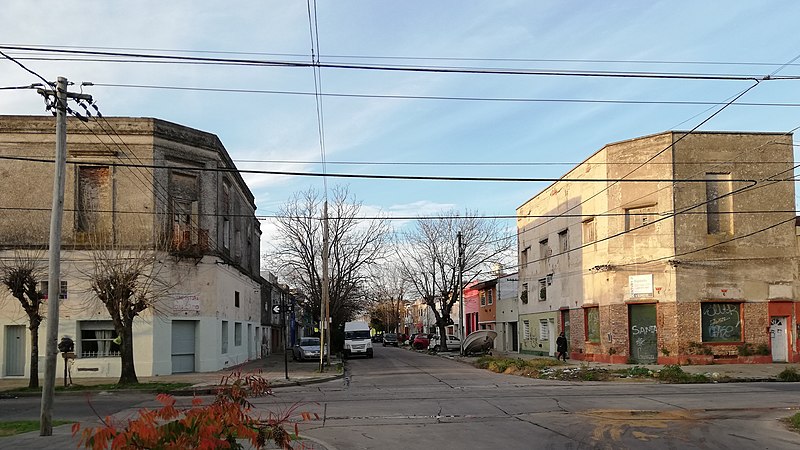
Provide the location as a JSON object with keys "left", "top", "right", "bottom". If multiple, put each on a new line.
{"left": 292, "top": 337, "right": 326, "bottom": 362}
{"left": 371, "top": 333, "right": 383, "bottom": 343}
{"left": 412, "top": 333, "right": 431, "bottom": 350}
{"left": 382, "top": 333, "right": 399, "bottom": 347}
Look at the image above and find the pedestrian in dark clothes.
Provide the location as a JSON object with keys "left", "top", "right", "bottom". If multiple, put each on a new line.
{"left": 556, "top": 331, "right": 568, "bottom": 362}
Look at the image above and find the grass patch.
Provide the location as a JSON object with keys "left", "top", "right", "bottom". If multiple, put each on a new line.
{"left": 474, "top": 356, "right": 562, "bottom": 377}
{"left": 0, "top": 420, "right": 73, "bottom": 437}
{"left": 656, "top": 364, "right": 710, "bottom": 383}
{"left": 777, "top": 367, "right": 800, "bottom": 382}
{"left": 3, "top": 382, "right": 193, "bottom": 394}
{"left": 787, "top": 412, "right": 800, "bottom": 431}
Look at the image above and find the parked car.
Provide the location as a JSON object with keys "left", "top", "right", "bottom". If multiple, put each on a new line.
{"left": 292, "top": 337, "right": 327, "bottom": 362}
{"left": 371, "top": 333, "right": 383, "bottom": 343}
{"left": 412, "top": 333, "right": 431, "bottom": 350}
{"left": 406, "top": 333, "right": 418, "bottom": 347}
{"left": 429, "top": 335, "right": 461, "bottom": 352}
{"left": 382, "top": 333, "right": 399, "bottom": 347}
{"left": 397, "top": 333, "right": 408, "bottom": 345}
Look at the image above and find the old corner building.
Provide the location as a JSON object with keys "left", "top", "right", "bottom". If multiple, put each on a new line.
{"left": 517, "top": 131, "right": 799, "bottom": 364}
{"left": 0, "top": 115, "right": 269, "bottom": 379}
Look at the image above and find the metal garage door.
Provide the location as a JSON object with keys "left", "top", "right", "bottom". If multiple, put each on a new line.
{"left": 171, "top": 320, "right": 196, "bottom": 373}
{"left": 5, "top": 325, "right": 25, "bottom": 376}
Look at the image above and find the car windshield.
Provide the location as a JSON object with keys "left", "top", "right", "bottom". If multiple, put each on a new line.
{"left": 385, "top": 334, "right": 397, "bottom": 339}
{"left": 299, "top": 338, "right": 319, "bottom": 346}
{"left": 345, "top": 330, "right": 371, "bottom": 340}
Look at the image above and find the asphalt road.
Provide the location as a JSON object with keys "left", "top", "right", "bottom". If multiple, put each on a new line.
{"left": 0, "top": 346, "right": 798, "bottom": 449}
{"left": 259, "top": 346, "right": 800, "bottom": 449}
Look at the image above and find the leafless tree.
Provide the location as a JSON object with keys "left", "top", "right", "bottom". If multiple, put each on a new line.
{"left": 397, "top": 211, "right": 513, "bottom": 351}
{"left": 266, "top": 186, "right": 390, "bottom": 350}
{"left": 365, "top": 263, "right": 408, "bottom": 333}
{"left": 78, "top": 234, "right": 176, "bottom": 385}
{"left": 0, "top": 250, "right": 46, "bottom": 388}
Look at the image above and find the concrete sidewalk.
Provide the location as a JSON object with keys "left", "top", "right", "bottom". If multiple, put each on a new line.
{"left": 0, "top": 350, "right": 342, "bottom": 395}
{"left": 482, "top": 350, "right": 799, "bottom": 381}
{"left": 0, "top": 352, "right": 340, "bottom": 449}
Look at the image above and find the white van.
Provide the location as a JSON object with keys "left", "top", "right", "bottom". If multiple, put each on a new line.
{"left": 344, "top": 321, "right": 373, "bottom": 359}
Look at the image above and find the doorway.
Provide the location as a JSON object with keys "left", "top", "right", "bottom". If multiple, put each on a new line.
{"left": 770, "top": 317, "right": 788, "bottom": 362}
{"left": 4, "top": 325, "right": 25, "bottom": 376}
{"left": 629, "top": 304, "right": 657, "bottom": 364}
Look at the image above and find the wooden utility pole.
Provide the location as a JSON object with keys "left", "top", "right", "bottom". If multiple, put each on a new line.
{"left": 319, "top": 201, "right": 330, "bottom": 372}
{"left": 38, "top": 77, "right": 92, "bottom": 436}
{"left": 458, "top": 231, "right": 465, "bottom": 356}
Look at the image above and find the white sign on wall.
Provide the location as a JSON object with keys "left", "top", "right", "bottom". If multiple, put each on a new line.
{"left": 629, "top": 274, "right": 654, "bottom": 298}
{"left": 173, "top": 294, "right": 200, "bottom": 316}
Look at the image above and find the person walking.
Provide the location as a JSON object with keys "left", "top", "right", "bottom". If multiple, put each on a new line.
{"left": 556, "top": 331, "right": 568, "bottom": 362}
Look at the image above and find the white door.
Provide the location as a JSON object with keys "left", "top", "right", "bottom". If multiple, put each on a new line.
{"left": 770, "top": 317, "right": 787, "bottom": 362}
{"left": 548, "top": 319, "right": 557, "bottom": 356}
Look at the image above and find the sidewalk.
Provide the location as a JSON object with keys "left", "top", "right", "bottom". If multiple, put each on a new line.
{"left": 0, "top": 350, "right": 343, "bottom": 395}
{"left": 0, "top": 352, "right": 340, "bottom": 449}
{"left": 481, "top": 350, "right": 799, "bottom": 381}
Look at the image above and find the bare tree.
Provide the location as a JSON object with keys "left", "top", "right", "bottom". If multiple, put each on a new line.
{"left": 79, "top": 235, "right": 176, "bottom": 385}
{"left": 0, "top": 250, "right": 46, "bottom": 388}
{"left": 365, "top": 263, "right": 408, "bottom": 333}
{"left": 397, "top": 211, "right": 513, "bottom": 351}
{"left": 266, "top": 186, "right": 390, "bottom": 351}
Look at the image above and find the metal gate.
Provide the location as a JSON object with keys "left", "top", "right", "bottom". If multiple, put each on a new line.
{"left": 5, "top": 325, "right": 25, "bottom": 376}
{"left": 171, "top": 320, "right": 196, "bottom": 373}
{"left": 629, "top": 304, "right": 657, "bottom": 364}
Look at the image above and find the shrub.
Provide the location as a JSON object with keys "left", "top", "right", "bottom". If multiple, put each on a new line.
{"left": 789, "top": 412, "right": 800, "bottom": 431}
{"left": 737, "top": 343, "right": 754, "bottom": 356}
{"left": 755, "top": 344, "right": 771, "bottom": 356}
{"left": 73, "top": 371, "right": 316, "bottom": 449}
{"left": 777, "top": 367, "right": 800, "bottom": 382}
{"left": 627, "top": 366, "right": 652, "bottom": 377}
{"left": 657, "top": 364, "right": 710, "bottom": 383}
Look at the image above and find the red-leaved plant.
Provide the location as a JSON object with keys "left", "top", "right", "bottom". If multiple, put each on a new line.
{"left": 72, "top": 370, "right": 318, "bottom": 449}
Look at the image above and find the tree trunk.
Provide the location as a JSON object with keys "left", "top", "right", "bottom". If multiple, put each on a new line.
{"left": 438, "top": 323, "right": 449, "bottom": 352}
{"left": 28, "top": 325, "right": 39, "bottom": 389}
{"left": 117, "top": 324, "right": 138, "bottom": 385}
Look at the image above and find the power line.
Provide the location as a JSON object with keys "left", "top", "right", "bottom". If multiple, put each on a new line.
{"left": 2, "top": 45, "right": 794, "bottom": 81}
{"left": 85, "top": 82, "right": 800, "bottom": 107}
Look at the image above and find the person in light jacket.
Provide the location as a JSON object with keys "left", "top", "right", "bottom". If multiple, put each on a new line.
{"left": 556, "top": 331, "right": 568, "bottom": 362}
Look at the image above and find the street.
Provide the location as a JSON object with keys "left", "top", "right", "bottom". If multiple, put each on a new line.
{"left": 0, "top": 346, "right": 799, "bottom": 449}
{"left": 266, "top": 347, "right": 800, "bottom": 449}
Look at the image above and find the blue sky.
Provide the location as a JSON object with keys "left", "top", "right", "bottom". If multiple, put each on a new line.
{"left": 2, "top": 1, "right": 800, "bottom": 250}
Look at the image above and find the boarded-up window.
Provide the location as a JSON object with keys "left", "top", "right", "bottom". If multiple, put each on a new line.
{"left": 582, "top": 218, "right": 596, "bottom": 243}
{"left": 76, "top": 166, "right": 110, "bottom": 232}
{"left": 701, "top": 302, "right": 741, "bottom": 342}
{"left": 706, "top": 173, "right": 733, "bottom": 234}
{"left": 585, "top": 307, "right": 600, "bottom": 343}
{"left": 625, "top": 205, "right": 658, "bottom": 231}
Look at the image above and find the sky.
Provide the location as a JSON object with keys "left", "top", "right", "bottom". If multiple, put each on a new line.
{"left": 2, "top": 1, "right": 800, "bottom": 254}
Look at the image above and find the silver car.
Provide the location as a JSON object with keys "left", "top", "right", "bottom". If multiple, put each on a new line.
{"left": 292, "top": 337, "right": 327, "bottom": 362}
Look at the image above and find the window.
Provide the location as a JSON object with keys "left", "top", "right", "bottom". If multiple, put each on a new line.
{"left": 223, "top": 219, "right": 231, "bottom": 249}
{"left": 520, "top": 247, "right": 529, "bottom": 272}
{"left": 221, "top": 321, "right": 229, "bottom": 353}
{"left": 701, "top": 302, "right": 741, "bottom": 342}
{"left": 582, "top": 218, "right": 596, "bottom": 243}
{"left": 625, "top": 205, "right": 658, "bottom": 231}
{"left": 76, "top": 166, "right": 110, "bottom": 233}
{"left": 488, "top": 289, "right": 493, "bottom": 305}
{"left": 78, "top": 321, "right": 119, "bottom": 358}
{"left": 523, "top": 320, "right": 530, "bottom": 339}
{"left": 558, "top": 229, "right": 569, "bottom": 253}
{"left": 706, "top": 173, "right": 733, "bottom": 234}
{"left": 234, "top": 322, "right": 242, "bottom": 346}
{"left": 538, "top": 278, "right": 547, "bottom": 301}
{"left": 38, "top": 280, "right": 67, "bottom": 300}
{"left": 539, "top": 319, "right": 550, "bottom": 341}
{"left": 585, "top": 307, "right": 600, "bottom": 343}
{"left": 480, "top": 291, "right": 486, "bottom": 306}
{"left": 521, "top": 283, "right": 528, "bottom": 304}
{"left": 235, "top": 291, "right": 240, "bottom": 308}
{"left": 539, "top": 239, "right": 550, "bottom": 260}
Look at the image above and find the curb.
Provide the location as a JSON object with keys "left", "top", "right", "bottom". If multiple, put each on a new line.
{"left": 172, "top": 373, "right": 344, "bottom": 396}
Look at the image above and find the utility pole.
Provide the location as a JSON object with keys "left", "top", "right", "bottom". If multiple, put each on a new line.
{"left": 319, "top": 201, "right": 331, "bottom": 372}
{"left": 38, "top": 77, "right": 92, "bottom": 436}
{"left": 457, "top": 231, "right": 465, "bottom": 356}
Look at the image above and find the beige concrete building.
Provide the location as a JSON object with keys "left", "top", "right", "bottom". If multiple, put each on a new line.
{"left": 0, "top": 116, "right": 266, "bottom": 379}
{"left": 517, "top": 131, "right": 799, "bottom": 364}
